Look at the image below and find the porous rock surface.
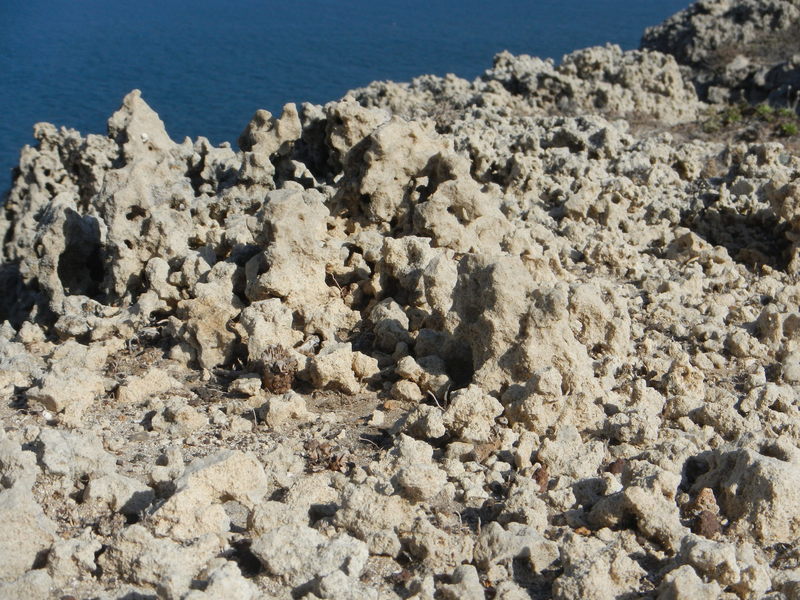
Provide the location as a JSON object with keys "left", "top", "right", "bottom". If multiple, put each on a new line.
{"left": 2, "top": 3, "right": 800, "bottom": 598}
{"left": 642, "top": 0, "right": 800, "bottom": 105}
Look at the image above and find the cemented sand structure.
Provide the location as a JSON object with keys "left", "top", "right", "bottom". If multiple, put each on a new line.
{"left": 2, "top": 1, "right": 800, "bottom": 598}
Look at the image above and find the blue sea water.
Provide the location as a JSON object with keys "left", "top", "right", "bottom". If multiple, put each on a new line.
{"left": 0, "top": 0, "right": 690, "bottom": 193}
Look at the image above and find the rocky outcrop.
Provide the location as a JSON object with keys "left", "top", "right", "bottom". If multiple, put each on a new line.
{"left": 2, "top": 2, "right": 800, "bottom": 597}
{"left": 642, "top": 0, "right": 800, "bottom": 106}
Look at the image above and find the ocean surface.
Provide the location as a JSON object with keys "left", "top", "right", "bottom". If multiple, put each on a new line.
{"left": 0, "top": 0, "right": 690, "bottom": 193}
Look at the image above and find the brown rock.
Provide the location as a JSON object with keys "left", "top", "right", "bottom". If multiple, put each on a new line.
{"left": 693, "top": 510, "right": 722, "bottom": 539}
{"left": 607, "top": 458, "right": 627, "bottom": 475}
{"left": 533, "top": 465, "right": 550, "bottom": 493}
{"left": 688, "top": 487, "right": 719, "bottom": 515}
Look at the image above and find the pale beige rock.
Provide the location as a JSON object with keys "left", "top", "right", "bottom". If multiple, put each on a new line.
{"left": 352, "top": 351, "right": 380, "bottom": 380}
{"left": 772, "top": 568, "right": 800, "bottom": 599}
{"left": 394, "top": 463, "right": 448, "bottom": 502}
{"left": 47, "top": 532, "right": 102, "bottom": 583}
{"left": 36, "top": 429, "right": 116, "bottom": 479}
{"left": 148, "top": 445, "right": 185, "bottom": 492}
{"left": 492, "top": 581, "right": 533, "bottom": 600}
{"left": 150, "top": 397, "right": 208, "bottom": 435}
{"left": 403, "top": 517, "right": 473, "bottom": 571}
{"left": 333, "top": 483, "right": 415, "bottom": 556}
{"left": 116, "top": 367, "right": 184, "bottom": 404}
{"left": 99, "top": 525, "right": 221, "bottom": 598}
{"left": 440, "top": 254, "right": 600, "bottom": 401}
{"left": 560, "top": 45, "right": 701, "bottom": 123}
{"left": 145, "top": 257, "right": 180, "bottom": 302}
{"left": 395, "top": 354, "right": 451, "bottom": 397}
{"left": 308, "top": 342, "right": 361, "bottom": 394}
{"left": 281, "top": 471, "right": 340, "bottom": 521}
{"left": 707, "top": 447, "right": 800, "bottom": 544}
{"left": 183, "top": 561, "right": 260, "bottom": 600}
{"left": 313, "top": 569, "right": 380, "bottom": 600}
{"left": 553, "top": 532, "right": 646, "bottom": 600}
{"left": 0, "top": 570, "right": 53, "bottom": 600}
{"left": 248, "top": 500, "right": 309, "bottom": 536}
{"left": 239, "top": 103, "right": 302, "bottom": 157}
{"left": 442, "top": 384, "right": 503, "bottom": 443}
{"left": 537, "top": 425, "right": 605, "bottom": 480}
{"left": 440, "top": 565, "right": 484, "bottom": 600}
{"left": 0, "top": 487, "right": 57, "bottom": 582}
{"left": 83, "top": 473, "right": 155, "bottom": 515}
{"left": 94, "top": 158, "right": 194, "bottom": 304}
{"left": 260, "top": 391, "right": 313, "bottom": 428}
{"left": 587, "top": 460, "right": 689, "bottom": 552}
{"left": 229, "top": 373, "right": 263, "bottom": 396}
{"left": 657, "top": 565, "right": 721, "bottom": 600}
{"left": 396, "top": 403, "right": 447, "bottom": 440}
{"left": 391, "top": 379, "right": 422, "bottom": 403}
{"left": 569, "top": 282, "right": 632, "bottom": 356}
{"left": 246, "top": 188, "right": 329, "bottom": 303}
{"left": 473, "top": 521, "right": 559, "bottom": 573}
{"left": 679, "top": 535, "right": 741, "bottom": 587}
{"left": 107, "top": 89, "right": 175, "bottom": 159}
{"left": 26, "top": 367, "right": 106, "bottom": 425}
{"left": 176, "top": 261, "right": 244, "bottom": 369}
{"left": 369, "top": 298, "right": 412, "bottom": 352}
{"left": 325, "top": 97, "right": 390, "bottom": 167}
{"left": 0, "top": 433, "right": 38, "bottom": 491}
{"left": 250, "top": 524, "right": 368, "bottom": 588}
{"left": 4, "top": 8, "right": 800, "bottom": 598}
{"left": 150, "top": 450, "right": 270, "bottom": 540}
{"left": 238, "top": 299, "right": 301, "bottom": 361}
{"left": 503, "top": 477, "right": 550, "bottom": 530}
{"left": 337, "top": 117, "right": 449, "bottom": 225}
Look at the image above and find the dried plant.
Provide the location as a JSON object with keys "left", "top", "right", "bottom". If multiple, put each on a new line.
{"left": 255, "top": 344, "right": 298, "bottom": 394}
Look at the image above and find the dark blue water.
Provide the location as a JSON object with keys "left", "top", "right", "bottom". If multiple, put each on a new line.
{"left": 0, "top": 0, "right": 689, "bottom": 192}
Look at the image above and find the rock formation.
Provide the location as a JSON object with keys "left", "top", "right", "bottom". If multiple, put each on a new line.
{"left": 1, "top": 1, "right": 800, "bottom": 597}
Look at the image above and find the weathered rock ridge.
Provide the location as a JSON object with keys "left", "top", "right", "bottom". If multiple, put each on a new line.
{"left": 2, "top": 1, "right": 800, "bottom": 598}
{"left": 642, "top": 0, "right": 800, "bottom": 105}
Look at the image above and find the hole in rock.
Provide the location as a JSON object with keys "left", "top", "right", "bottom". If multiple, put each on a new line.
{"left": 680, "top": 455, "right": 711, "bottom": 491}
{"left": 759, "top": 442, "right": 791, "bottom": 462}
{"left": 682, "top": 204, "right": 791, "bottom": 271}
{"left": 359, "top": 430, "right": 393, "bottom": 451}
{"left": 244, "top": 201, "right": 262, "bottom": 215}
{"left": 125, "top": 206, "right": 147, "bottom": 220}
{"left": 444, "top": 345, "right": 475, "bottom": 389}
{"left": 0, "top": 263, "right": 41, "bottom": 328}
{"left": 308, "top": 502, "right": 338, "bottom": 522}
{"left": 57, "top": 213, "right": 105, "bottom": 298}
{"left": 31, "top": 549, "right": 50, "bottom": 570}
{"left": 268, "top": 487, "right": 288, "bottom": 502}
{"left": 92, "top": 545, "right": 106, "bottom": 577}
{"left": 229, "top": 539, "right": 262, "bottom": 578}
{"left": 140, "top": 410, "right": 156, "bottom": 431}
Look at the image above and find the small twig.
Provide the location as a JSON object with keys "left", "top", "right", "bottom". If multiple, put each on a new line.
{"left": 327, "top": 272, "right": 345, "bottom": 297}
{"left": 358, "top": 435, "right": 382, "bottom": 450}
{"left": 427, "top": 390, "right": 443, "bottom": 411}
{"left": 251, "top": 408, "right": 258, "bottom": 426}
